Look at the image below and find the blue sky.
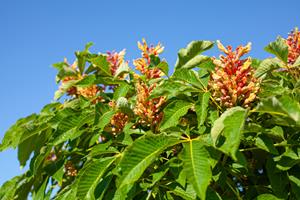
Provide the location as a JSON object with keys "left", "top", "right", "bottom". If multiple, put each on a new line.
{"left": 0, "top": 0, "right": 299, "bottom": 185}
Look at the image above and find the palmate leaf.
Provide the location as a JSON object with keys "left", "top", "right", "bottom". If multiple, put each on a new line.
{"left": 254, "top": 96, "right": 300, "bottom": 126}
{"left": 0, "top": 114, "right": 37, "bottom": 152}
{"left": 211, "top": 107, "right": 247, "bottom": 160}
{"left": 181, "top": 139, "right": 212, "bottom": 200}
{"left": 264, "top": 36, "right": 289, "bottom": 64}
{"left": 0, "top": 175, "right": 22, "bottom": 200}
{"left": 51, "top": 111, "right": 95, "bottom": 145}
{"left": 150, "top": 79, "right": 199, "bottom": 100}
{"left": 76, "top": 157, "right": 116, "bottom": 200}
{"left": 172, "top": 68, "right": 208, "bottom": 90}
{"left": 18, "top": 133, "right": 40, "bottom": 167}
{"left": 160, "top": 100, "right": 193, "bottom": 130}
{"left": 175, "top": 40, "right": 214, "bottom": 69}
{"left": 255, "top": 58, "right": 282, "bottom": 78}
{"left": 113, "top": 134, "right": 180, "bottom": 200}
{"left": 90, "top": 54, "right": 112, "bottom": 77}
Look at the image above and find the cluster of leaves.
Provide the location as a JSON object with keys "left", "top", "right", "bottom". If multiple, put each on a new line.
{"left": 1, "top": 28, "right": 300, "bottom": 200}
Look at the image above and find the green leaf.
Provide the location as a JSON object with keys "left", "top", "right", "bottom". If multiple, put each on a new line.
{"left": 33, "top": 178, "right": 48, "bottom": 200}
{"left": 172, "top": 68, "right": 207, "bottom": 90}
{"left": 53, "top": 185, "right": 78, "bottom": 200}
{"left": 254, "top": 96, "right": 300, "bottom": 126}
{"left": 97, "top": 110, "right": 116, "bottom": 131}
{"left": 264, "top": 37, "right": 289, "bottom": 63}
{"left": 266, "top": 158, "right": 288, "bottom": 198}
{"left": 255, "top": 58, "right": 282, "bottom": 78}
{"left": 160, "top": 100, "right": 193, "bottom": 130}
{"left": 76, "top": 42, "right": 93, "bottom": 74}
{"left": 211, "top": 107, "right": 247, "bottom": 160}
{"left": 289, "top": 168, "right": 300, "bottom": 199}
{"left": 14, "top": 177, "right": 34, "bottom": 200}
{"left": 113, "top": 83, "right": 130, "bottom": 100}
{"left": 255, "top": 134, "right": 279, "bottom": 155}
{"left": 18, "top": 133, "right": 38, "bottom": 167}
{"left": 113, "top": 134, "right": 180, "bottom": 200}
{"left": 274, "top": 148, "right": 300, "bottom": 171}
{"left": 150, "top": 80, "right": 198, "bottom": 100}
{"left": 175, "top": 40, "right": 214, "bottom": 69}
{"left": 0, "top": 114, "right": 37, "bottom": 152}
{"left": 17, "top": 123, "right": 50, "bottom": 167}
{"left": 169, "top": 184, "right": 197, "bottom": 200}
{"left": 255, "top": 193, "right": 282, "bottom": 200}
{"left": 277, "top": 95, "right": 300, "bottom": 124}
{"left": 206, "top": 187, "right": 222, "bottom": 200}
{"left": 156, "top": 61, "right": 169, "bottom": 76}
{"left": 75, "top": 74, "right": 96, "bottom": 86}
{"left": 0, "top": 175, "right": 21, "bottom": 200}
{"left": 181, "top": 140, "right": 212, "bottom": 200}
{"left": 90, "top": 54, "right": 111, "bottom": 76}
{"left": 94, "top": 173, "right": 113, "bottom": 199}
{"left": 266, "top": 126, "right": 285, "bottom": 140}
{"left": 76, "top": 157, "right": 116, "bottom": 200}
{"left": 52, "top": 165, "right": 65, "bottom": 185}
{"left": 52, "top": 128, "right": 84, "bottom": 145}
{"left": 195, "top": 92, "right": 211, "bottom": 131}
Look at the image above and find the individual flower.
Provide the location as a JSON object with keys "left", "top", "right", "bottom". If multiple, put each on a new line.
{"left": 134, "top": 78, "right": 165, "bottom": 125}
{"left": 106, "top": 49, "right": 126, "bottom": 76}
{"left": 209, "top": 41, "right": 260, "bottom": 108}
{"left": 45, "top": 151, "right": 57, "bottom": 162}
{"left": 133, "top": 39, "right": 164, "bottom": 79}
{"left": 286, "top": 28, "right": 300, "bottom": 65}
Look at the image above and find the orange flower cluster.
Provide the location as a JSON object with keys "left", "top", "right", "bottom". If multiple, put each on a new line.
{"left": 133, "top": 39, "right": 164, "bottom": 79}
{"left": 110, "top": 112, "right": 129, "bottom": 134}
{"left": 60, "top": 60, "right": 103, "bottom": 102}
{"left": 62, "top": 75, "right": 103, "bottom": 101}
{"left": 286, "top": 28, "right": 300, "bottom": 65}
{"left": 106, "top": 49, "right": 126, "bottom": 76}
{"left": 209, "top": 41, "right": 260, "bottom": 108}
{"left": 134, "top": 79, "right": 165, "bottom": 125}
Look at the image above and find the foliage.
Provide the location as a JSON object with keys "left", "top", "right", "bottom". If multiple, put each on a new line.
{"left": 1, "top": 28, "right": 300, "bottom": 200}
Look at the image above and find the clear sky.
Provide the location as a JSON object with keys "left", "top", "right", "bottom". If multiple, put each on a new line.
{"left": 0, "top": 0, "right": 299, "bottom": 185}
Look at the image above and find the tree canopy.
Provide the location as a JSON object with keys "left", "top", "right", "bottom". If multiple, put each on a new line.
{"left": 1, "top": 28, "right": 300, "bottom": 200}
